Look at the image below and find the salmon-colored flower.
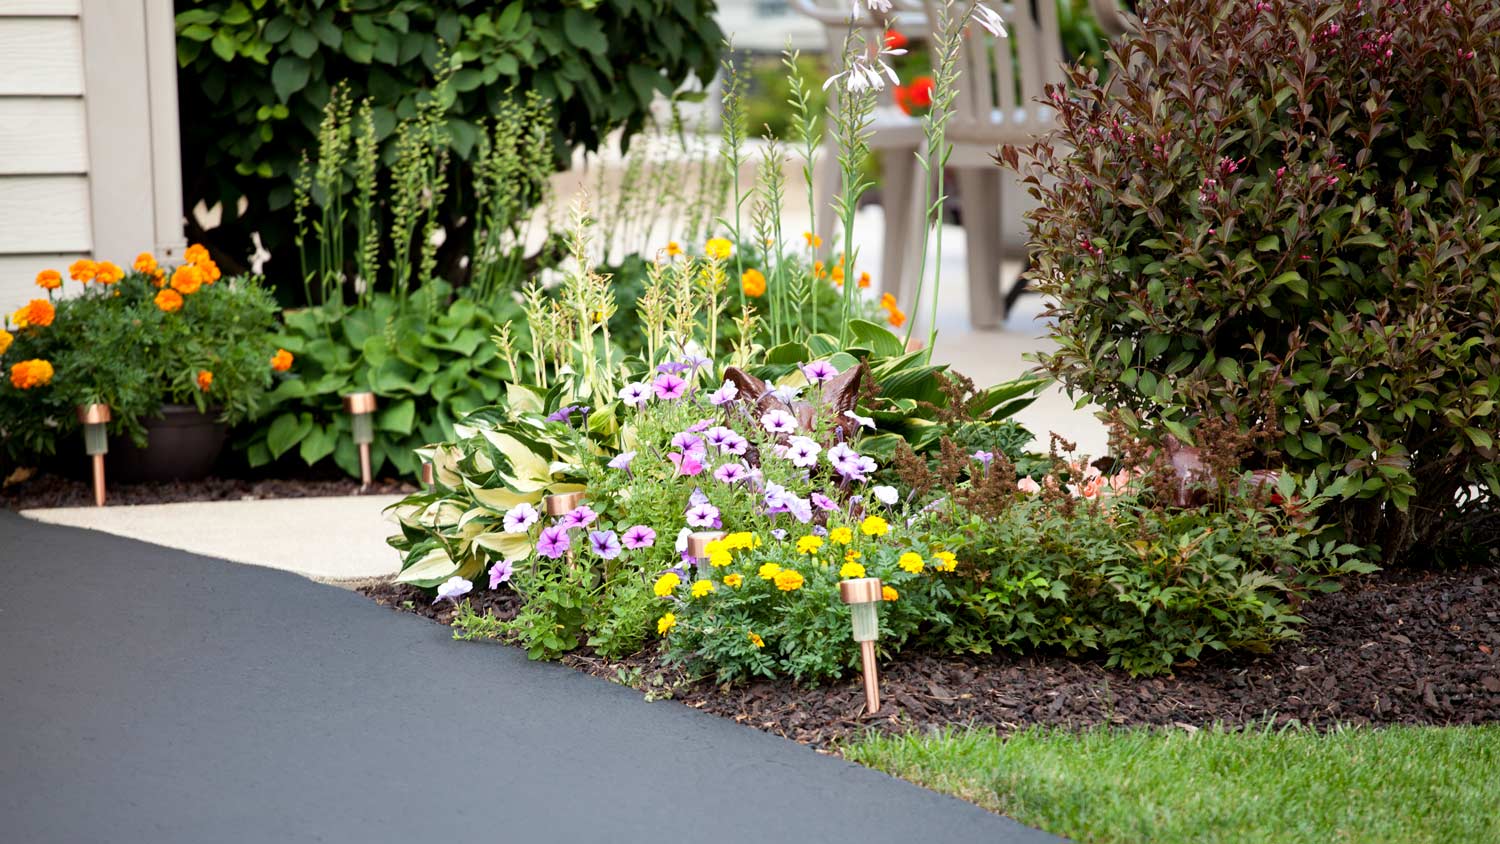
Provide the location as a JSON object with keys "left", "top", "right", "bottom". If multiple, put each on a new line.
{"left": 68, "top": 259, "right": 96, "bottom": 283}
{"left": 741, "top": 268, "right": 766, "bottom": 298}
{"left": 195, "top": 369, "right": 213, "bottom": 392}
{"left": 270, "top": 348, "right": 294, "bottom": 372}
{"left": 34, "top": 269, "right": 61, "bottom": 290}
{"left": 171, "top": 264, "right": 203, "bottom": 295}
{"left": 93, "top": 261, "right": 124, "bottom": 285}
{"left": 9, "top": 359, "right": 54, "bottom": 389}
{"left": 12, "top": 299, "right": 55, "bottom": 329}
{"left": 154, "top": 288, "right": 183, "bottom": 313}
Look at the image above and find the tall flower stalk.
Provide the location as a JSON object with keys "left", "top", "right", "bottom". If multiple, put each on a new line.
{"left": 825, "top": 29, "right": 878, "bottom": 345}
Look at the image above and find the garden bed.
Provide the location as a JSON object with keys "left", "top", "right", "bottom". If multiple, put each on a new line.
{"left": 1, "top": 470, "right": 414, "bottom": 510}
{"left": 362, "top": 563, "right": 1499, "bottom": 748}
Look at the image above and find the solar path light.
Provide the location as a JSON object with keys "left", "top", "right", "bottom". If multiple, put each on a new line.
{"left": 839, "top": 577, "right": 885, "bottom": 714}
{"left": 342, "top": 392, "right": 377, "bottom": 488}
{"left": 76, "top": 403, "right": 111, "bottom": 507}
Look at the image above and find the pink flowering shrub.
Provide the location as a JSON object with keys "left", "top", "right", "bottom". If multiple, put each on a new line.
{"left": 1004, "top": 0, "right": 1500, "bottom": 562}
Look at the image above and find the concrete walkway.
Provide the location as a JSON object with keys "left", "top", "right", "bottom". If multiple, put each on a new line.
{"left": 20, "top": 494, "right": 404, "bottom": 581}
{"left": 0, "top": 512, "right": 1059, "bottom": 844}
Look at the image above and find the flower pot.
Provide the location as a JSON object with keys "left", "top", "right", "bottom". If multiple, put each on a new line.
{"left": 107, "top": 404, "right": 227, "bottom": 483}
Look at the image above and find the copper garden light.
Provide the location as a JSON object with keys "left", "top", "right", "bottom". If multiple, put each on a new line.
{"left": 342, "top": 391, "right": 377, "bottom": 487}
{"left": 544, "top": 490, "right": 585, "bottom": 569}
{"left": 75, "top": 403, "right": 110, "bottom": 507}
{"left": 839, "top": 577, "right": 885, "bottom": 714}
{"left": 685, "top": 530, "right": 726, "bottom": 580}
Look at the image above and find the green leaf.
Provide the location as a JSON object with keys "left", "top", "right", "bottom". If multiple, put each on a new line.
{"left": 377, "top": 398, "right": 417, "bottom": 435}
{"left": 266, "top": 412, "right": 310, "bottom": 459}
{"left": 271, "top": 55, "right": 310, "bottom": 102}
{"left": 563, "top": 8, "right": 607, "bottom": 54}
{"left": 847, "top": 319, "right": 905, "bottom": 358}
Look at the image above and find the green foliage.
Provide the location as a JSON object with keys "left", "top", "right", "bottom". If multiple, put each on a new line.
{"left": 241, "top": 282, "right": 521, "bottom": 477}
{"left": 1, "top": 268, "right": 278, "bottom": 462}
{"left": 1007, "top": 0, "right": 1500, "bottom": 561}
{"left": 847, "top": 725, "right": 1500, "bottom": 844}
{"left": 174, "top": 0, "right": 723, "bottom": 288}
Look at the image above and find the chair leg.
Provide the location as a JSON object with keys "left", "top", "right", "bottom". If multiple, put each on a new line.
{"left": 878, "top": 148, "right": 914, "bottom": 306}
{"left": 895, "top": 142, "right": 930, "bottom": 316}
{"left": 814, "top": 142, "right": 840, "bottom": 256}
{"left": 956, "top": 169, "right": 1004, "bottom": 330}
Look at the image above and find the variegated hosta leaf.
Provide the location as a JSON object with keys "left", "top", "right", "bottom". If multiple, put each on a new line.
{"left": 394, "top": 547, "right": 459, "bottom": 586}
{"left": 465, "top": 479, "right": 544, "bottom": 511}
{"left": 471, "top": 531, "right": 534, "bottom": 563}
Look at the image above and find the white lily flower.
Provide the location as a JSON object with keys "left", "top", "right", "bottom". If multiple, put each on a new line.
{"left": 974, "top": 3, "right": 1008, "bottom": 37}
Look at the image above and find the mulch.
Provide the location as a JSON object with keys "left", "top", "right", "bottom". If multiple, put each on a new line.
{"left": 364, "top": 565, "right": 1500, "bottom": 749}
{"left": 1, "top": 471, "right": 415, "bottom": 510}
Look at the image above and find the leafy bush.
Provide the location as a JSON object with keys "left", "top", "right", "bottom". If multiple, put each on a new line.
{"left": 1006, "top": 0, "right": 1500, "bottom": 561}
{"left": 1, "top": 253, "right": 278, "bottom": 462}
{"left": 174, "top": 0, "right": 722, "bottom": 283}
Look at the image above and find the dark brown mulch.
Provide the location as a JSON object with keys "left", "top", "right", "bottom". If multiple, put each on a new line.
{"left": 360, "top": 565, "right": 1500, "bottom": 749}
{"left": 1, "top": 471, "right": 415, "bottom": 510}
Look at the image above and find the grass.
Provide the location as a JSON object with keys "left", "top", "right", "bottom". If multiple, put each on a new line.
{"left": 843, "top": 724, "right": 1500, "bottom": 844}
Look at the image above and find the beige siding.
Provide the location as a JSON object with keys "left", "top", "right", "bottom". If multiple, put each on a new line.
{"left": 0, "top": 176, "right": 92, "bottom": 254}
{"left": 0, "top": 1, "right": 83, "bottom": 14}
{"left": 0, "top": 253, "right": 90, "bottom": 309}
{"left": 0, "top": 98, "right": 89, "bottom": 175}
{"left": 0, "top": 18, "right": 85, "bottom": 96}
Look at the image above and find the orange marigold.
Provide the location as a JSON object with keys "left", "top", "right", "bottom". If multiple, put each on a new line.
{"left": 197, "top": 258, "right": 221, "bottom": 284}
{"left": 741, "top": 268, "right": 766, "bottom": 298}
{"left": 880, "top": 292, "right": 897, "bottom": 310}
{"left": 0, "top": 329, "right": 12, "bottom": 356}
{"left": 68, "top": 258, "right": 96, "bottom": 283}
{"left": 196, "top": 370, "right": 213, "bottom": 392}
{"left": 270, "top": 348, "right": 294, "bottom": 372}
{"left": 93, "top": 261, "right": 124, "bottom": 285}
{"left": 35, "top": 269, "right": 62, "bottom": 290}
{"left": 170, "top": 264, "right": 203, "bottom": 295}
{"left": 183, "top": 243, "right": 210, "bottom": 265}
{"left": 886, "top": 306, "right": 907, "bottom": 328}
{"left": 10, "top": 359, "right": 54, "bottom": 390}
{"left": 12, "top": 299, "right": 55, "bottom": 329}
{"left": 154, "top": 288, "right": 184, "bottom": 313}
{"left": 858, "top": 271, "right": 872, "bottom": 289}
{"left": 133, "top": 252, "right": 158, "bottom": 275}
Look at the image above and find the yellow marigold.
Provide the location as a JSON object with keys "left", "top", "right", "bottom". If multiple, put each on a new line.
{"left": 725, "top": 532, "right": 761, "bottom": 550}
{"left": 933, "top": 551, "right": 958, "bottom": 572}
{"left": 68, "top": 258, "right": 96, "bottom": 283}
{"left": 829, "top": 526, "right": 853, "bottom": 545}
{"left": 796, "top": 535, "right": 823, "bottom": 555}
{"left": 183, "top": 243, "right": 210, "bottom": 265}
{"left": 773, "top": 569, "right": 804, "bottom": 592}
{"left": 757, "top": 562, "right": 782, "bottom": 581}
{"left": 9, "top": 359, "right": 54, "bottom": 390}
{"left": 197, "top": 259, "right": 221, "bottom": 284}
{"left": 708, "top": 550, "right": 732, "bottom": 568}
{"left": 154, "top": 288, "right": 184, "bottom": 313}
{"left": 690, "top": 580, "right": 715, "bottom": 599}
{"left": 657, "top": 612, "right": 677, "bottom": 635}
{"left": 882, "top": 585, "right": 899, "bottom": 602}
{"left": 133, "top": 252, "right": 158, "bottom": 275}
{"left": 898, "top": 552, "right": 925, "bottom": 574}
{"left": 860, "top": 515, "right": 889, "bottom": 537}
{"left": 270, "top": 348, "right": 294, "bottom": 372}
{"left": 171, "top": 264, "right": 203, "bottom": 295}
{"left": 858, "top": 271, "right": 872, "bottom": 289}
{"left": 887, "top": 306, "right": 907, "bottom": 328}
{"left": 12, "top": 299, "right": 55, "bottom": 329}
{"left": 747, "top": 632, "right": 765, "bottom": 649}
{"left": 196, "top": 370, "right": 214, "bottom": 392}
{"left": 666, "top": 241, "right": 683, "bottom": 257}
{"left": 741, "top": 268, "right": 766, "bottom": 298}
{"left": 93, "top": 261, "right": 124, "bottom": 285}
{"left": 705, "top": 237, "right": 733, "bottom": 260}
{"left": 844, "top": 549, "right": 861, "bottom": 563}
{"left": 803, "top": 231, "right": 822, "bottom": 248}
{"left": 839, "top": 561, "right": 866, "bottom": 579}
{"left": 653, "top": 572, "right": 681, "bottom": 597}
{"left": 724, "top": 573, "right": 744, "bottom": 588}
{"left": 0, "top": 329, "right": 12, "bottom": 356}
{"left": 34, "top": 269, "right": 61, "bottom": 290}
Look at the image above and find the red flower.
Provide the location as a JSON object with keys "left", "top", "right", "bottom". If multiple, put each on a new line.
{"left": 894, "top": 85, "right": 914, "bottom": 115}
{"left": 883, "top": 30, "right": 908, "bottom": 50}
{"left": 907, "top": 76, "right": 935, "bottom": 109}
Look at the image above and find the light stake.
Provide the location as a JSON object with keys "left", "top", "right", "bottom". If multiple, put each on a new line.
{"left": 76, "top": 403, "right": 111, "bottom": 507}
{"left": 342, "top": 392, "right": 377, "bottom": 488}
{"left": 421, "top": 461, "right": 435, "bottom": 489}
{"left": 543, "top": 490, "right": 585, "bottom": 571}
{"left": 839, "top": 577, "right": 884, "bottom": 715}
{"left": 684, "top": 530, "right": 726, "bottom": 581}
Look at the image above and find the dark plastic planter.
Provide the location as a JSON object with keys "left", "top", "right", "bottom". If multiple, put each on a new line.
{"left": 108, "top": 404, "right": 227, "bottom": 483}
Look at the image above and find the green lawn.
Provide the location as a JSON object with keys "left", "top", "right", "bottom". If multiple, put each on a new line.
{"left": 844, "top": 724, "right": 1500, "bottom": 844}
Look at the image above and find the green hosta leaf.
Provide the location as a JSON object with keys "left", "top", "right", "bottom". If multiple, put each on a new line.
{"left": 266, "top": 411, "right": 312, "bottom": 459}
{"left": 847, "top": 319, "right": 905, "bottom": 358}
{"left": 377, "top": 398, "right": 416, "bottom": 435}
{"left": 298, "top": 423, "right": 336, "bottom": 465}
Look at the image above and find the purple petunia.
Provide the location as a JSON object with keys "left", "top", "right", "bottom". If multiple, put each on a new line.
{"left": 589, "top": 530, "right": 622, "bottom": 560}
{"left": 780, "top": 435, "right": 821, "bottom": 469}
{"left": 668, "top": 452, "right": 705, "bottom": 477}
{"left": 828, "top": 442, "right": 879, "bottom": 482}
{"left": 653, "top": 373, "right": 688, "bottom": 401}
{"left": 537, "top": 525, "right": 571, "bottom": 559}
{"left": 503, "top": 502, "right": 540, "bottom": 534}
{"left": 801, "top": 360, "right": 840, "bottom": 383}
{"left": 622, "top": 525, "right": 657, "bottom": 549}
{"left": 560, "top": 505, "right": 598, "bottom": 530}
{"left": 873, "top": 485, "right": 899, "bottom": 505}
{"left": 687, "top": 419, "right": 712, "bottom": 433}
{"left": 546, "top": 404, "right": 589, "bottom": 424}
{"left": 769, "top": 385, "right": 802, "bottom": 404}
{"left": 488, "top": 560, "right": 515, "bottom": 589}
{"left": 657, "top": 361, "right": 691, "bottom": 375}
{"left": 671, "top": 432, "right": 707, "bottom": 457}
{"left": 771, "top": 528, "right": 787, "bottom": 541}
{"left": 786, "top": 495, "right": 813, "bottom": 524}
{"left": 435, "top": 575, "right": 473, "bottom": 604}
{"left": 972, "top": 450, "right": 995, "bottom": 466}
{"left": 761, "top": 409, "right": 797, "bottom": 435}
{"left": 763, "top": 481, "right": 792, "bottom": 514}
{"left": 689, "top": 487, "right": 711, "bottom": 507}
{"left": 685, "top": 502, "right": 721, "bottom": 528}
{"left": 619, "top": 382, "right": 651, "bottom": 408}
{"left": 608, "top": 451, "right": 636, "bottom": 471}
{"left": 708, "top": 381, "right": 739, "bottom": 406}
{"left": 714, "top": 462, "right": 749, "bottom": 484}
{"left": 811, "top": 491, "right": 838, "bottom": 512}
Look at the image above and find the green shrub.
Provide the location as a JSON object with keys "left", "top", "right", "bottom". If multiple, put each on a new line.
{"left": 1006, "top": 0, "right": 1500, "bottom": 561}
{"left": 174, "top": 0, "right": 722, "bottom": 286}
